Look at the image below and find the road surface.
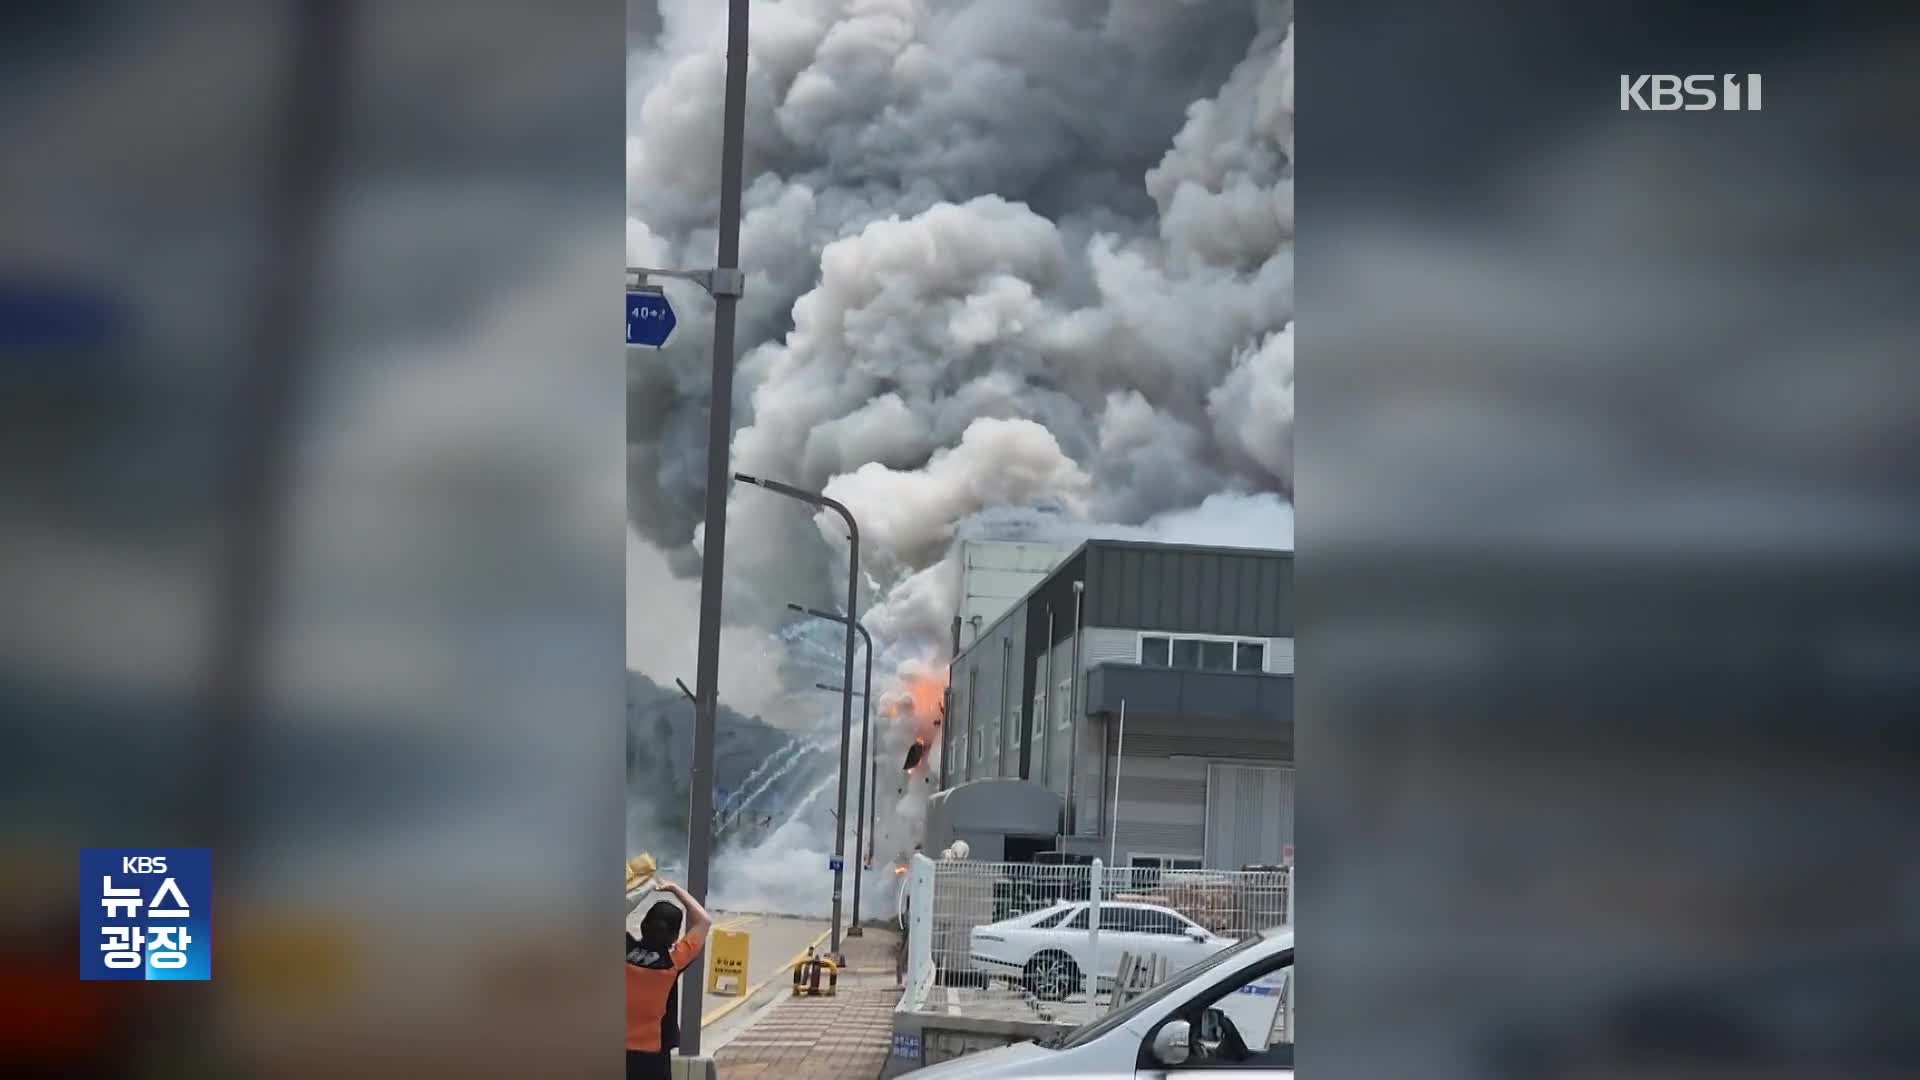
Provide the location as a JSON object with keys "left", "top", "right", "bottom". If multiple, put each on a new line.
{"left": 625, "top": 904, "right": 834, "bottom": 1042}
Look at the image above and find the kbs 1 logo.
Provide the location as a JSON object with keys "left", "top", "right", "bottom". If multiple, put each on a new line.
{"left": 80, "top": 848, "right": 212, "bottom": 980}
{"left": 1620, "top": 74, "right": 1763, "bottom": 111}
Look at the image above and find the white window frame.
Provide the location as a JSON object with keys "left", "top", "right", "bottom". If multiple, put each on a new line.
{"left": 1012, "top": 703, "right": 1023, "bottom": 749}
{"left": 1055, "top": 676, "right": 1072, "bottom": 731}
{"left": 1136, "top": 631, "right": 1269, "bottom": 673}
{"left": 976, "top": 715, "right": 991, "bottom": 763}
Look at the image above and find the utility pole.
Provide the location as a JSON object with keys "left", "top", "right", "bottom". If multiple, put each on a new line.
{"left": 199, "top": 0, "right": 351, "bottom": 865}
{"left": 739, "top": 474, "right": 860, "bottom": 958}
{"left": 790, "top": 603, "right": 875, "bottom": 936}
{"left": 674, "top": 0, "right": 750, "bottom": 1056}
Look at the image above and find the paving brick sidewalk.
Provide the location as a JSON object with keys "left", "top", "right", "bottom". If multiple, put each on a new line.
{"left": 716, "top": 929, "right": 902, "bottom": 1080}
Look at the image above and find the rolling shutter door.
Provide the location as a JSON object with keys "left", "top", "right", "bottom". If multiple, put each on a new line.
{"left": 1205, "top": 764, "right": 1293, "bottom": 869}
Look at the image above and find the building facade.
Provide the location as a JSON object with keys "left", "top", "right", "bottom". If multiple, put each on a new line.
{"left": 951, "top": 540, "right": 1077, "bottom": 653}
{"left": 940, "top": 539, "right": 1294, "bottom": 871}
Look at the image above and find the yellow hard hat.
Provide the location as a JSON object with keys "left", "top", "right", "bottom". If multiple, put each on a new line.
{"left": 625, "top": 853, "right": 657, "bottom": 893}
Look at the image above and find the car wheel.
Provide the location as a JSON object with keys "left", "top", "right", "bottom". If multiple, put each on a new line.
{"left": 1024, "top": 950, "right": 1080, "bottom": 1001}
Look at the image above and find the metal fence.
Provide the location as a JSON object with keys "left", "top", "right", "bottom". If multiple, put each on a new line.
{"left": 901, "top": 856, "right": 1291, "bottom": 1027}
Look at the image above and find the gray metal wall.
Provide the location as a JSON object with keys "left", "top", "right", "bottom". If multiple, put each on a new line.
{"left": 1106, "top": 752, "right": 1210, "bottom": 859}
{"left": 1084, "top": 665, "right": 1294, "bottom": 760}
{"left": 1083, "top": 542, "right": 1292, "bottom": 637}
{"left": 949, "top": 597, "right": 1027, "bottom": 782}
{"left": 1041, "top": 634, "right": 1073, "bottom": 793}
{"left": 1080, "top": 626, "right": 1139, "bottom": 667}
{"left": 1204, "top": 763, "right": 1294, "bottom": 868}
{"left": 946, "top": 540, "right": 1292, "bottom": 800}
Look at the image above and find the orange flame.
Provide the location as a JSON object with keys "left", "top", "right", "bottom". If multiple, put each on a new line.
{"left": 907, "top": 673, "right": 945, "bottom": 720}
{"left": 882, "top": 665, "right": 949, "bottom": 775}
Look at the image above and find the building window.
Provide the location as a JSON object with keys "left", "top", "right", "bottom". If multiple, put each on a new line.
{"left": 1129, "top": 854, "right": 1204, "bottom": 872}
{"left": 1056, "top": 677, "right": 1071, "bottom": 731}
{"left": 1012, "top": 705, "right": 1022, "bottom": 749}
{"left": 1200, "top": 639, "right": 1233, "bottom": 671}
{"left": 1142, "top": 636, "right": 1171, "bottom": 667}
{"left": 1123, "top": 854, "right": 1204, "bottom": 892}
{"left": 1139, "top": 634, "right": 1269, "bottom": 673}
{"left": 1171, "top": 637, "right": 1200, "bottom": 668}
{"left": 1236, "top": 641, "right": 1266, "bottom": 672}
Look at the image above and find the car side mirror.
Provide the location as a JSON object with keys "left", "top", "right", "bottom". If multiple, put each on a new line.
{"left": 1186, "top": 927, "right": 1209, "bottom": 941}
{"left": 1152, "top": 1021, "right": 1191, "bottom": 1066}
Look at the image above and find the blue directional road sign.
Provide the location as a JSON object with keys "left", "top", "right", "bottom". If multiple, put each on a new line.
{"left": 828, "top": 856, "right": 844, "bottom": 872}
{"left": 626, "top": 290, "right": 677, "bottom": 347}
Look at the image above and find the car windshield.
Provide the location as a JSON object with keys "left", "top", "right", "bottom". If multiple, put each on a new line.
{"left": 1047, "top": 934, "right": 1265, "bottom": 1051}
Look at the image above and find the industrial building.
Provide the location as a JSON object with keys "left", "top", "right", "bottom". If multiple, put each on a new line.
{"left": 933, "top": 539, "right": 1293, "bottom": 871}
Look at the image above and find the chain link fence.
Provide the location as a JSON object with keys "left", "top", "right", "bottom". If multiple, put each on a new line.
{"left": 901, "top": 857, "right": 1291, "bottom": 1027}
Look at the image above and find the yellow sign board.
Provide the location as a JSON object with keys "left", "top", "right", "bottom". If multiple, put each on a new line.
{"left": 707, "top": 928, "right": 749, "bottom": 996}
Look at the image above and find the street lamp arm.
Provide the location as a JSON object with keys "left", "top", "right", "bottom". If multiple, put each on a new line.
{"left": 629, "top": 265, "right": 746, "bottom": 298}
{"left": 733, "top": 474, "right": 860, "bottom": 550}
{"left": 790, "top": 603, "right": 872, "bottom": 653}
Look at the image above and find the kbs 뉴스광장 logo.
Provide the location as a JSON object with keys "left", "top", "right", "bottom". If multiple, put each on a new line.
{"left": 80, "top": 848, "right": 211, "bottom": 980}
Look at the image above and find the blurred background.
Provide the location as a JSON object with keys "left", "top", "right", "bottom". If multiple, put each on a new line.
{"left": 1301, "top": 2, "right": 1920, "bottom": 1077}
{"left": 5, "top": 1, "right": 1920, "bottom": 1078}
{"left": 1, "top": 1, "right": 627, "bottom": 1076}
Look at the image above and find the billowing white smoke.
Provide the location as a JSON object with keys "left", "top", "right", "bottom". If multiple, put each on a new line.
{"left": 628, "top": 1, "right": 1292, "bottom": 900}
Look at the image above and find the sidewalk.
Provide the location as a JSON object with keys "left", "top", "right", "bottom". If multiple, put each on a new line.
{"left": 715, "top": 927, "right": 902, "bottom": 1080}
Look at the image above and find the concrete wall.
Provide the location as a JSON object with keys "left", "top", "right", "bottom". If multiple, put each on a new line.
{"left": 886, "top": 1007, "right": 1076, "bottom": 1079}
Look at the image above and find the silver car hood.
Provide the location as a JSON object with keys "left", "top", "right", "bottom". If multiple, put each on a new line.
{"left": 905, "top": 1039, "right": 1128, "bottom": 1080}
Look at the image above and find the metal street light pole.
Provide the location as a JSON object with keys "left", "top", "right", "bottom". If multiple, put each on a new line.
{"left": 737, "top": 474, "right": 860, "bottom": 958}
{"left": 674, "top": 0, "right": 751, "bottom": 1056}
{"left": 789, "top": 603, "right": 874, "bottom": 936}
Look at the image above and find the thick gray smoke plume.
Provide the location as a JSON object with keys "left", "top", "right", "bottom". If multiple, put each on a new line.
{"left": 629, "top": 1, "right": 1291, "bottom": 871}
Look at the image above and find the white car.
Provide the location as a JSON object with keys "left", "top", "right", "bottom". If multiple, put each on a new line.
{"left": 969, "top": 900, "right": 1236, "bottom": 1001}
{"left": 922, "top": 925, "right": 1293, "bottom": 1079}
